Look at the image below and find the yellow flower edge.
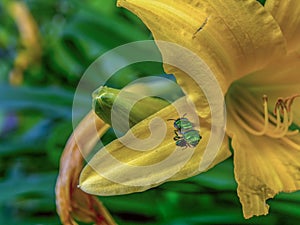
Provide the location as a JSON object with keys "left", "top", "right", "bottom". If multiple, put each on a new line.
{"left": 265, "top": 0, "right": 300, "bottom": 53}
{"left": 117, "top": 0, "right": 286, "bottom": 95}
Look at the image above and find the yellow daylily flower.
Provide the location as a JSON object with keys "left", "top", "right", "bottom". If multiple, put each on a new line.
{"left": 79, "top": 0, "right": 300, "bottom": 219}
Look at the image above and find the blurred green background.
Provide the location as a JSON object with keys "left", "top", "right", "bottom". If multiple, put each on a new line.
{"left": 0, "top": 0, "right": 299, "bottom": 224}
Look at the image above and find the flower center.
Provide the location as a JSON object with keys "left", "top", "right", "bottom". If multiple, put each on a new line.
{"left": 240, "top": 94, "right": 300, "bottom": 149}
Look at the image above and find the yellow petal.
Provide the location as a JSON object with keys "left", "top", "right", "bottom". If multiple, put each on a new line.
{"left": 79, "top": 97, "right": 231, "bottom": 196}
{"left": 231, "top": 128, "right": 300, "bottom": 219}
{"left": 265, "top": 0, "right": 300, "bottom": 53}
{"left": 162, "top": 65, "right": 213, "bottom": 120}
{"left": 238, "top": 52, "right": 300, "bottom": 125}
{"left": 226, "top": 91, "right": 300, "bottom": 218}
{"left": 117, "top": 0, "right": 286, "bottom": 94}
{"left": 55, "top": 111, "right": 116, "bottom": 225}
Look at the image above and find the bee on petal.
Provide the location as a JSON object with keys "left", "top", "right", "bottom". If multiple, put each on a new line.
{"left": 168, "top": 114, "right": 202, "bottom": 148}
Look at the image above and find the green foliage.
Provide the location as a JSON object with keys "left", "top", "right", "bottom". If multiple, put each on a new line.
{"left": 257, "top": 0, "right": 266, "bottom": 6}
{"left": 0, "top": 0, "right": 299, "bottom": 225}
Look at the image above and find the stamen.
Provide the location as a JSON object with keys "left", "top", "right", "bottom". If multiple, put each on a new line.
{"left": 273, "top": 108, "right": 282, "bottom": 133}
{"left": 231, "top": 93, "right": 300, "bottom": 140}
{"left": 271, "top": 104, "right": 289, "bottom": 138}
{"left": 254, "top": 95, "right": 269, "bottom": 135}
{"left": 267, "top": 97, "right": 298, "bottom": 138}
{"left": 286, "top": 130, "right": 299, "bottom": 136}
{"left": 286, "top": 94, "right": 300, "bottom": 112}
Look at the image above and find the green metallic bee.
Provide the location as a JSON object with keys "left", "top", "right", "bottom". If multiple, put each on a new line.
{"left": 168, "top": 114, "right": 202, "bottom": 148}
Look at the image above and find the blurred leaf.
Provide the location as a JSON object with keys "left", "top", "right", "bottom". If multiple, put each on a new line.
{"left": 257, "top": 0, "right": 266, "bottom": 6}
{"left": 0, "top": 118, "right": 51, "bottom": 156}
{"left": 45, "top": 121, "right": 73, "bottom": 167}
{"left": 159, "top": 159, "right": 237, "bottom": 193}
{"left": 0, "top": 84, "right": 73, "bottom": 118}
{"left": 0, "top": 172, "right": 56, "bottom": 202}
{"left": 163, "top": 211, "right": 275, "bottom": 225}
{"left": 275, "top": 191, "right": 300, "bottom": 201}
{"left": 188, "top": 158, "right": 237, "bottom": 190}
{"left": 271, "top": 201, "right": 300, "bottom": 219}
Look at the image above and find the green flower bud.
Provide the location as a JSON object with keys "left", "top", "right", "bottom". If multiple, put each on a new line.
{"left": 92, "top": 86, "right": 170, "bottom": 131}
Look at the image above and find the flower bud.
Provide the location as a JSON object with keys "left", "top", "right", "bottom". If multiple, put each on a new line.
{"left": 93, "top": 86, "right": 170, "bottom": 131}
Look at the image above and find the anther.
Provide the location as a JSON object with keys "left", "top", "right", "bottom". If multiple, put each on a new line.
{"left": 229, "top": 92, "right": 299, "bottom": 149}
{"left": 270, "top": 94, "right": 299, "bottom": 139}
{"left": 238, "top": 94, "right": 299, "bottom": 138}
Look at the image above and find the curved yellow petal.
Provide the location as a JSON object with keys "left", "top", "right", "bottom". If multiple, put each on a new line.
{"left": 117, "top": 0, "right": 286, "bottom": 94}
{"left": 79, "top": 97, "right": 231, "bottom": 196}
{"left": 231, "top": 128, "right": 300, "bottom": 219}
{"left": 226, "top": 91, "right": 300, "bottom": 218}
{"left": 163, "top": 65, "right": 212, "bottom": 120}
{"left": 265, "top": 0, "right": 300, "bottom": 53}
